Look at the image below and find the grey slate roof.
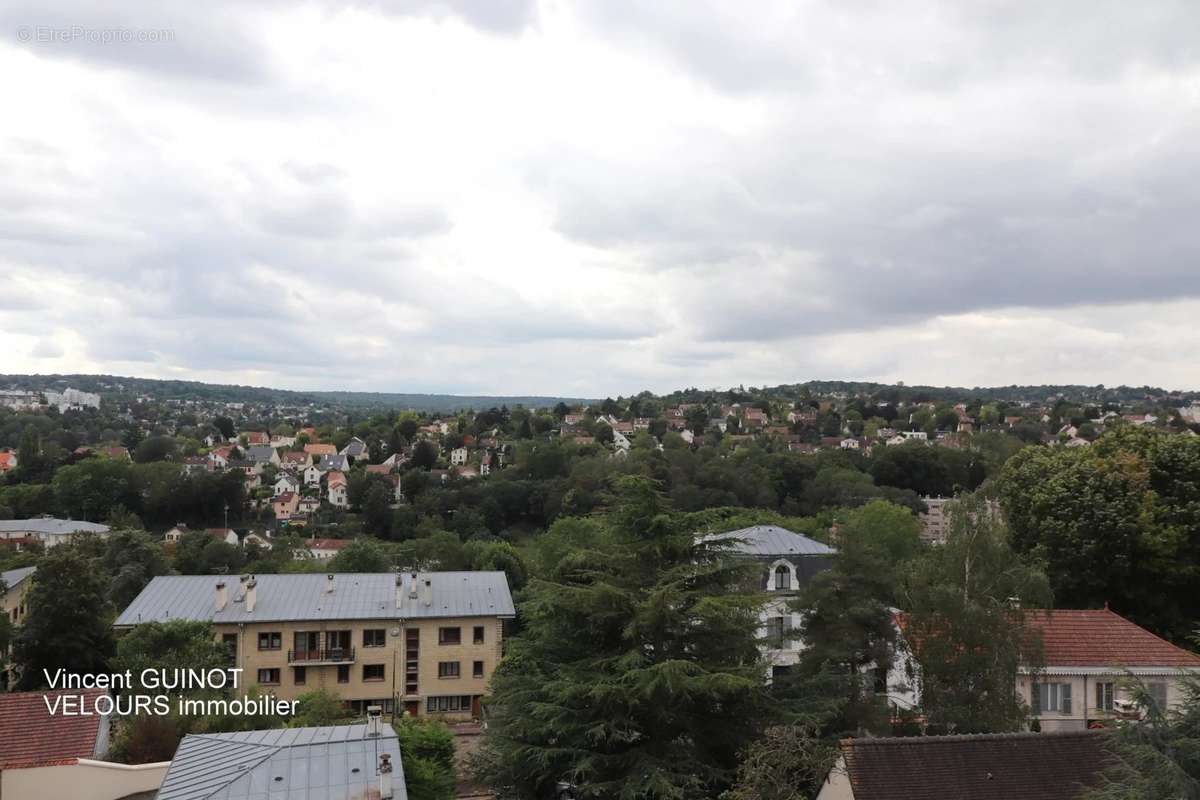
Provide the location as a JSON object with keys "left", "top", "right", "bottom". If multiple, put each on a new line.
{"left": 705, "top": 525, "right": 837, "bottom": 557}
{"left": 114, "top": 571, "right": 516, "bottom": 627}
{"left": 318, "top": 454, "right": 350, "bottom": 472}
{"left": 157, "top": 724, "right": 407, "bottom": 800}
{"left": 0, "top": 518, "right": 110, "bottom": 536}
{"left": 0, "top": 566, "right": 35, "bottom": 591}
{"left": 246, "top": 445, "right": 278, "bottom": 464}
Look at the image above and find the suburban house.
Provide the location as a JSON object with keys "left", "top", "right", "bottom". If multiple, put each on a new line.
{"left": 304, "top": 443, "right": 337, "bottom": 457}
{"left": 1019, "top": 608, "right": 1200, "bottom": 731}
{"left": 0, "top": 688, "right": 168, "bottom": 800}
{"left": 450, "top": 447, "right": 469, "bottom": 466}
{"left": 114, "top": 571, "right": 516, "bottom": 717}
{"left": 891, "top": 607, "right": 1200, "bottom": 729}
{"left": 156, "top": 723, "right": 405, "bottom": 800}
{"left": 281, "top": 450, "right": 312, "bottom": 470}
{"left": 274, "top": 473, "right": 301, "bottom": 496}
{"left": 206, "top": 528, "right": 240, "bottom": 547}
{"left": 326, "top": 471, "right": 348, "bottom": 508}
{"left": 815, "top": 731, "right": 1105, "bottom": 800}
{"left": 0, "top": 518, "right": 110, "bottom": 549}
{"left": 273, "top": 492, "right": 300, "bottom": 521}
{"left": 243, "top": 431, "right": 270, "bottom": 446}
{"left": 704, "top": 525, "right": 837, "bottom": 677}
{"left": 304, "top": 464, "right": 323, "bottom": 486}
{"left": 340, "top": 437, "right": 369, "bottom": 461}
{"left": 917, "top": 496, "right": 950, "bottom": 544}
{"left": 299, "top": 538, "right": 351, "bottom": 560}
{"left": 246, "top": 445, "right": 281, "bottom": 467}
{"left": 318, "top": 453, "right": 350, "bottom": 473}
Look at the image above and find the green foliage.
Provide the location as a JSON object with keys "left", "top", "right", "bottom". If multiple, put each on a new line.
{"left": 395, "top": 716, "right": 456, "bottom": 800}
{"left": 473, "top": 477, "right": 771, "bottom": 799}
{"left": 998, "top": 426, "right": 1200, "bottom": 642}
{"left": 112, "top": 620, "right": 227, "bottom": 692}
{"left": 329, "top": 538, "right": 391, "bottom": 572}
{"left": 721, "top": 725, "right": 838, "bottom": 800}
{"left": 13, "top": 543, "right": 116, "bottom": 688}
{"left": 899, "top": 492, "right": 1051, "bottom": 733}
{"left": 292, "top": 689, "right": 352, "bottom": 727}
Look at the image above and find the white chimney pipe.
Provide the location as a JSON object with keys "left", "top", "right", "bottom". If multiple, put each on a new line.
{"left": 245, "top": 579, "right": 257, "bottom": 612}
{"left": 395, "top": 574, "right": 404, "bottom": 609}
{"left": 325, "top": 573, "right": 335, "bottom": 594}
{"left": 379, "top": 753, "right": 394, "bottom": 799}
{"left": 421, "top": 578, "right": 432, "bottom": 608}
{"left": 215, "top": 581, "right": 228, "bottom": 611}
{"left": 408, "top": 572, "right": 418, "bottom": 599}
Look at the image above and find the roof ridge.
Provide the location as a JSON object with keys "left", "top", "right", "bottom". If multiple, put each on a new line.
{"left": 841, "top": 730, "right": 1103, "bottom": 747}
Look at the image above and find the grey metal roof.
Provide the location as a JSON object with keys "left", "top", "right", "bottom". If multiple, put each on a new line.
{"left": 157, "top": 724, "right": 407, "bottom": 800}
{"left": 0, "top": 566, "right": 35, "bottom": 590}
{"left": 705, "top": 525, "right": 837, "bottom": 557}
{"left": 114, "top": 571, "right": 516, "bottom": 627}
{"left": 0, "top": 518, "right": 110, "bottom": 536}
{"left": 318, "top": 454, "right": 349, "bottom": 471}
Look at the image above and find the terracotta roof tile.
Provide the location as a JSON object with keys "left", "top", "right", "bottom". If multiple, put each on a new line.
{"left": 840, "top": 731, "right": 1106, "bottom": 800}
{"left": 0, "top": 688, "right": 107, "bottom": 768}
{"left": 1026, "top": 609, "right": 1200, "bottom": 668}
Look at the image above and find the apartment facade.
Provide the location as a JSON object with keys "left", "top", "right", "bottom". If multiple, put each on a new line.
{"left": 114, "top": 571, "right": 515, "bottom": 719}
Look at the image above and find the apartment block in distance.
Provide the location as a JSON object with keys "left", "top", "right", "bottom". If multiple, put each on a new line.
{"left": 114, "top": 571, "right": 515, "bottom": 718}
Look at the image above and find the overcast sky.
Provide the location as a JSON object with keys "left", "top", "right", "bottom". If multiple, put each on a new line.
{"left": 2, "top": 1, "right": 1199, "bottom": 396}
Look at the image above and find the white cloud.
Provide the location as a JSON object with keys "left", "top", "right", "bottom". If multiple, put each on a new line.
{"left": 1, "top": 1, "right": 1199, "bottom": 395}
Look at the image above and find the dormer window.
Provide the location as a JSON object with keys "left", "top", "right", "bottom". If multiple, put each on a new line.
{"left": 774, "top": 564, "right": 791, "bottom": 591}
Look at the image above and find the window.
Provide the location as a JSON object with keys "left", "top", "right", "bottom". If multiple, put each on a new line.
{"left": 473, "top": 661, "right": 484, "bottom": 678}
{"left": 337, "top": 664, "right": 350, "bottom": 684}
{"left": 258, "top": 631, "right": 282, "bottom": 651}
{"left": 1148, "top": 681, "right": 1169, "bottom": 711}
{"left": 1096, "top": 682, "right": 1114, "bottom": 712}
{"left": 1032, "top": 682, "right": 1072, "bottom": 715}
{"left": 473, "top": 625, "right": 485, "bottom": 645}
{"left": 773, "top": 564, "right": 791, "bottom": 591}
{"left": 765, "top": 615, "right": 793, "bottom": 649}
{"left": 438, "top": 661, "right": 461, "bottom": 679}
{"left": 426, "top": 695, "right": 473, "bottom": 713}
{"left": 363, "top": 664, "right": 385, "bottom": 682}
{"left": 363, "top": 629, "right": 386, "bottom": 648}
{"left": 257, "top": 668, "right": 280, "bottom": 685}
{"left": 439, "top": 627, "right": 461, "bottom": 645}
{"left": 293, "top": 666, "right": 306, "bottom": 686}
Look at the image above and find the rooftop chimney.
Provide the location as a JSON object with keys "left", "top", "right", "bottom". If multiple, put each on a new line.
{"left": 366, "top": 705, "right": 382, "bottom": 737}
{"left": 245, "top": 578, "right": 257, "bottom": 612}
{"left": 325, "top": 573, "right": 335, "bottom": 594}
{"left": 395, "top": 573, "right": 404, "bottom": 609}
{"left": 421, "top": 578, "right": 432, "bottom": 608}
{"left": 408, "top": 573, "right": 418, "bottom": 600}
{"left": 215, "top": 581, "right": 228, "bottom": 611}
{"left": 378, "top": 753, "right": 394, "bottom": 799}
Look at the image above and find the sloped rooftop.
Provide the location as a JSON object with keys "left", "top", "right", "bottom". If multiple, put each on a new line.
{"left": 705, "top": 524, "right": 836, "bottom": 557}
{"left": 0, "top": 688, "right": 108, "bottom": 768}
{"left": 114, "top": 571, "right": 515, "bottom": 626}
{"left": 1025, "top": 608, "right": 1200, "bottom": 668}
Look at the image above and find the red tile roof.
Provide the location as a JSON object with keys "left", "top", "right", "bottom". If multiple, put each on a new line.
{"left": 305, "top": 538, "right": 351, "bottom": 550}
{"left": 1026, "top": 608, "right": 1200, "bottom": 668}
{"left": 839, "top": 731, "right": 1105, "bottom": 800}
{"left": 0, "top": 688, "right": 108, "bottom": 768}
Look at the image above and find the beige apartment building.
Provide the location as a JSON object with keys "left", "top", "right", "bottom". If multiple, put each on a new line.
{"left": 114, "top": 571, "right": 515, "bottom": 719}
{"left": 1, "top": 566, "right": 36, "bottom": 690}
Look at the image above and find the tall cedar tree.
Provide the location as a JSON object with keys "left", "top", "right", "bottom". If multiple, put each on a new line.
{"left": 473, "top": 477, "right": 770, "bottom": 799}
{"left": 898, "top": 492, "right": 1051, "bottom": 733}
{"left": 14, "top": 544, "right": 115, "bottom": 688}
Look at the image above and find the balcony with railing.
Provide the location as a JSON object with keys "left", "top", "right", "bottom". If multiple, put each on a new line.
{"left": 287, "top": 647, "right": 356, "bottom": 665}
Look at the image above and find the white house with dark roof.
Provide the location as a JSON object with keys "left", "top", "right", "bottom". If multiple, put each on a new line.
{"left": 706, "top": 525, "right": 837, "bottom": 676}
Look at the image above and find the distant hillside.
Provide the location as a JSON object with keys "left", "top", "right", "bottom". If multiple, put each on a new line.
{"left": 0, "top": 374, "right": 594, "bottom": 413}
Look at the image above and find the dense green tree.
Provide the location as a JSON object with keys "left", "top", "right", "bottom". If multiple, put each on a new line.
{"left": 898, "top": 493, "right": 1051, "bottom": 733}
{"left": 14, "top": 544, "right": 116, "bottom": 688}
{"left": 329, "top": 538, "right": 391, "bottom": 572}
{"left": 104, "top": 529, "right": 170, "bottom": 609}
{"left": 474, "top": 477, "right": 771, "bottom": 798}
{"left": 723, "top": 724, "right": 838, "bottom": 800}
{"left": 998, "top": 426, "right": 1200, "bottom": 642}
{"left": 111, "top": 620, "right": 227, "bottom": 693}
